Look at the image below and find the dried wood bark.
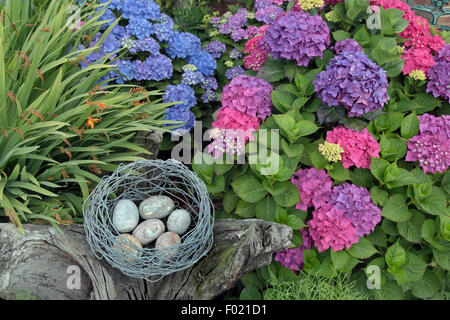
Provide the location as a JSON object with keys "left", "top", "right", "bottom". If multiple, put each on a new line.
{"left": 0, "top": 219, "right": 292, "bottom": 300}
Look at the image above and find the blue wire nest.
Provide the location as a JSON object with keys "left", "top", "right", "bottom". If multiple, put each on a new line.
{"left": 82, "top": 159, "right": 214, "bottom": 281}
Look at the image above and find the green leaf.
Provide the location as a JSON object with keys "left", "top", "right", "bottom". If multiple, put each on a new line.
{"left": 400, "top": 252, "right": 427, "bottom": 284}
{"left": 331, "top": 250, "right": 350, "bottom": 271}
{"left": 310, "top": 151, "right": 328, "bottom": 170}
{"left": 366, "top": 226, "right": 387, "bottom": 248}
{"left": 273, "top": 181, "right": 300, "bottom": 208}
{"left": 281, "top": 140, "right": 304, "bottom": 158}
{"left": 414, "top": 187, "right": 447, "bottom": 216}
{"left": 223, "top": 190, "right": 239, "bottom": 214}
{"left": 370, "top": 158, "right": 390, "bottom": 183}
{"left": 206, "top": 175, "right": 225, "bottom": 194}
{"left": 431, "top": 240, "right": 450, "bottom": 271}
{"left": 401, "top": 111, "right": 419, "bottom": 139}
{"left": 232, "top": 175, "right": 267, "bottom": 203}
{"left": 241, "top": 272, "right": 265, "bottom": 290}
{"left": 385, "top": 241, "right": 406, "bottom": 269}
{"left": 397, "top": 211, "right": 424, "bottom": 243}
{"left": 295, "top": 120, "right": 319, "bottom": 137}
{"left": 255, "top": 197, "right": 277, "bottom": 221}
{"left": 442, "top": 171, "right": 450, "bottom": 195}
{"left": 374, "top": 279, "right": 404, "bottom": 300}
{"left": 332, "top": 30, "right": 351, "bottom": 41}
{"left": 235, "top": 200, "right": 256, "bottom": 219}
{"left": 382, "top": 194, "right": 411, "bottom": 222}
{"left": 328, "top": 161, "right": 351, "bottom": 182}
{"left": 421, "top": 219, "right": 446, "bottom": 250}
{"left": 347, "top": 237, "right": 378, "bottom": 259}
{"left": 256, "top": 58, "right": 284, "bottom": 83}
{"left": 239, "top": 285, "right": 261, "bottom": 300}
{"left": 286, "top": 214, "right": 306, "bottom": 230}
{"left": 370, "top": 186, "right": 388, "bottom": 206}
{"left": 411, "top": 270, "right": 441, "bottom": 299}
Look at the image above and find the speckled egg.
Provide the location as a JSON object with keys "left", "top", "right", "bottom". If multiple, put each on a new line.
{"left": 132, "top": 219, "right": 165, "bottom": 246}
{"left": 167, "top": 209, "right": 191, "bottom": 235}
{"left": 139, "top": 195, "right": 175, "bottom": 220}
{"left": 112, "top": 199, "right": 139, "bottom": 233}
{"left": 155, "top": 232, "right": 181, "bottom": 258}
{"left": 113, "top": 234, "right": 142, "bottom": 262}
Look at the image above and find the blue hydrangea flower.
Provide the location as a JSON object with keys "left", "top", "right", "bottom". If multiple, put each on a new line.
{"left": 181, "top": 69, "right": 205, "bottom": 86}
{"left": 133, "top": 53, "right": 173, "bottom": 81}
{"left": 204, "top": 41, "right": 226, "bottom": 59}
{"left": 120, "top": 0, "right": 161, "bottom": 21}
{"left": 166, "top": 32, "right": 202, "bottom": 58}
{"left": 187, "top": 50, "right": 217, "bottom": 76}
{"left": 164, "top": 107, "right": 196, "bottom": 134}
{"left": 98, "top": 9, "right": 116, "bottom": 30}
{"left": 163, "top": 84, "right": 197, "bottom": 110}
{"left": 126, "top": 17, "right": 153, "bottom": 40}
{"left": 110, "top": 59, "right": 135, "bottom": 84}
{"left": 151, "top": 13, "right": 175, "bottom": 42}
{"left": 129, "top": 37, "right": 160, "bottom": 54}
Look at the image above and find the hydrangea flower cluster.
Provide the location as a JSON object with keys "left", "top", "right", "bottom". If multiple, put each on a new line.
{"left": 243, "top": 34, "right": 270, "bottom": 71}
{"left": 290, "top": 167, "right": 333, "bottom": 211}
{"left": 207, "top": 75, "right": 273, "bottom": 158}
{"left": 163, "top": 84, "right": 197, "bottom": 134}
{"left": 263, "top": 11, "right": 330, "bottom": 67}
{"left": 308, "top": 204, "right": 360, "bottom": 252}
{"left": 274, "top": 229, "right": 313, "bottom": 272}
{"left": 78, "top": 0, "right": 218, "bottom": 135}
{"left": 230, "top": 48, "right": 243, "bottom": 60}
{"left": 325, "top": 126, "right": 381, "bottom": 169}
{"left": 314, "top": 49, "right": 389, "bottom": 117}
{"left": 370, "top": 0, "right": 445, "bottom": 75}
{"left": 225, "top": 66, "right": 246, "bottom": 80}
{"left": 426, "top": 44, "right": 450, "bottom": 102}
{"left": 204, "top": 41, "right": 227, "bottom": 59}
{"left": 221, "top": 75, "right": 273, "bottom": 119}
{"left": 255, "top": 4, "right": 284, "bottom": 24}
{"left": 296, "top": 0, "right": 325, "bottom": 10}
{"left": 405, "top": 114, "right": 450, "bottom": 174}
{"left": 318, "top": 141, "right": 344, "bottom": 162}
{"left": 330, "top": 183, "right": 382, "bottom": 237}
{"left": 333, "top": 39, "right": 362, "bottom": 54}
{"left": 213, "top": 8, "right": 250, "bottom": 42}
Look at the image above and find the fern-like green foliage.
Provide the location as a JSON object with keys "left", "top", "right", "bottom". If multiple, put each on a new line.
{"left": 264, "top": 272, "right": 369, "bottom": 300}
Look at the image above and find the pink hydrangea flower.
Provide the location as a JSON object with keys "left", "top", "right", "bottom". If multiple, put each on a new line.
{"left": 401, "top": 46, "right": 435, "bottom": 75}
{"left": 221, "top": 75, "right": 273, "bottom": 120}
{"left": 326, "top": 126, "right": 380, "bottom": 169}
{"left": 290, "top": 167, "right": 333, "bottom": 211}
{"left": 212, "top": 107, "right": 261, "bottom": 131}
{"left": 308, "top": 204, "right": 359, "bottom": 252}
{"left": 274, "top": 229, "right": 312, "bottom": 272}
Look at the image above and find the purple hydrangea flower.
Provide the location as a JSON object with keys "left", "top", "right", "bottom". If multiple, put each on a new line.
{"left": 230, "top": 48, "right": 243, "bottom": 59}
{"left": 204, "top": 41, "right": 226, "bottom": 59}
{"left": 406, "top": 114, "right": 450, "bottom": 174}
{"left": 201, "top": 76, "right": 218, "bottom": 90}
{"left": 201, "top": 90, "right": 218, "bottom": 103}
{"left": 133, "top": 53, "right": 172, "bottom": 81}
{"left": 221, "top": 75, "right": 273, "bottom": 119}
{"left": 274, "top": 229, "right": 313, "bottom": 272}
{"left": 330, "top": 183, "right": 382, "bottom": 237}
{"left": 264, "top": 11, "right": 330, "bottom": 67}
{"left": 255, "top": 5, "right": 284, "bottom": 24}
{"left": 314, "top": 51, "right": 389, "bottom": 117}
{"left": 254, "top": 0, "right": 275, "bottom": 10}
{"left": 426, "top": 44, "right": 450, "bottom": 103}
{"left": 290, "top": 167, "right": 333, "bottom": 211}
{"left": 333, "top": 39, "right": 363, "bottom": 54}
{"left": 225, "top": 66, "right": 245, "bottom": 80}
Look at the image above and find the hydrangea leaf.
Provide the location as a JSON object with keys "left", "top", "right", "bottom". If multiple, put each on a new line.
{"left": 397, "top": 211, "right": 425, "bottom": 243}
{"left": 385, "top": 241, "right": 406, "bottom": 269}
{"left": 232, "top": 175, "right": 267, "bottom": 203}
{"left": 381, "top": 194, "right": 412, "bottom": 222}
{"left": 255, "top": 197, "right": 277, "bottom": 222}
{"left": 401, "top": 111, "right": 420, "bottom": 139}
{"left": 347, "top": 237, "right": 378, "bottom": 259}
{"left": 411, "top": 270, "right": 441, "bottom": 299}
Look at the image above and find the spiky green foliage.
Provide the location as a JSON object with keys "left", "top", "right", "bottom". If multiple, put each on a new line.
{"left": 0, "top": 0, "right": 174, "bottom": 232}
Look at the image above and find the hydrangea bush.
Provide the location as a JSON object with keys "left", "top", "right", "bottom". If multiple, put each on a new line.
{"left": 193, "top": 0, "right": 450, "bottom": 300}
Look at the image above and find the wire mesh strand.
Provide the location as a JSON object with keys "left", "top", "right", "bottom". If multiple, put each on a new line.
{"left": 83, "top": 159, "right": 214, "bottom": 281}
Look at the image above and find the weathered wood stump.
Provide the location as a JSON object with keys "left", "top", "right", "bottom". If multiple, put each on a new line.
{"left": 0, "top": 219, "right": 292, "bottom": 300}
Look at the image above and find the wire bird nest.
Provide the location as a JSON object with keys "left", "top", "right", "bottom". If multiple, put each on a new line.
{"left": 83, "top": 159, "right": 214, "bottom": 280}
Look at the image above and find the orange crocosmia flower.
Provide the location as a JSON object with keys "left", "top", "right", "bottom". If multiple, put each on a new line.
{"left": 86, "top": 114, "right": 100, "bottom": 129}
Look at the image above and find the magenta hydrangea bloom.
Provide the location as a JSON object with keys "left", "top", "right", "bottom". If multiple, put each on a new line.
{"left": 326, "top": 126, "right": 380, "bottom": 169}
{"left": 405, "top": 114, "right": 450, "bottom": 174}
{"left": 330, "top": 183, "right": 382, "bottom": 237}
{"left": 314, "top": 50, "right": 389, "bottom": 117}
{"left": 426, "top": 44, "right": 450, "bottom": 102}
{"left": 212, "top": 107, "right": 261, "bottom": 132}
{"left": 264, "top": 11, "right": 330, "bottom": 67}
{"left": 274, "top": 229, "right": 313, "bottom": 272}
{"left": 290, "top": 167, "right": 333, "bottom": 211}
{"left": 308, "top": 204, "right": 359, "bottom": 252}
{"left": 221, "top": 75, "right": 273, "bottom": 120}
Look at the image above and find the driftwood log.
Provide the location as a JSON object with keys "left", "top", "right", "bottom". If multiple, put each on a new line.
{"left": 0, "top": 219, "right": 292, "bottom": 300}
